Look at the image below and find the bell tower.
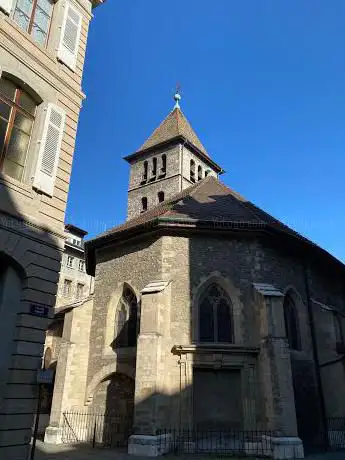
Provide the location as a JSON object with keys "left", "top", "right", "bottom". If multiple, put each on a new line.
{"left": 124, "top": 93, "right": 223, "bottom": 220}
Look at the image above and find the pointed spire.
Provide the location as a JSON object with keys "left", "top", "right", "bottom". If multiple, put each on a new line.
{"left": 137, "top": 91, "right": 209, "bottom": 156}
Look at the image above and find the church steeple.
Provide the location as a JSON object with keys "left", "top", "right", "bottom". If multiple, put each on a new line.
{"left": 124, "top": 95, "right": 223, "bottom": 220}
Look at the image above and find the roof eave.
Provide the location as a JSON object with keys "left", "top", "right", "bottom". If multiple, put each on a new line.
{"left": 123, "top": 136, "right": 223, "bottom": 174}
{"left": 85, "top": 216, "right": 345, "bottom": 278}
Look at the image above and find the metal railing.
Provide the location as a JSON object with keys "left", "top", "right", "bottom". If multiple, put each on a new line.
{"left": 328, "top": 417, "right": 345, "bottom": 450}
{"left": 156, "top": 428, "right": 275, "bottom": 456}
{"left": 61, "top": 411, "right": 131, "bottom": 448}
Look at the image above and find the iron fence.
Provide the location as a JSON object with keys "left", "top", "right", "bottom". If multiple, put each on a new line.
{"left": 327, "top": 417, "right": 345, "bottom": 450}
{"left": 157, "top": 428, "right": 275, "bottom": 456}
{"left": 61, "top": 411, "right": 131, "bottom": 448}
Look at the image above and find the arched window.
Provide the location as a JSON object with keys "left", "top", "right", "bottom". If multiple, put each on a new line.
{"left": 158, "top": 191, "right": 164, "bottom": 203}
{"left": 205, "top": 169, "right": 210, "bottom": 177}
{"left": 143, "top": 161, "right": 148, "bottom": 182}
{"left": 190, "top": 159, "right": 195, "bottom": 182}
{"left": 198, "top": 165, "right": 203, "bottom": 181}
{"left": 12, "top": 0, "right": 54, "bottom": 47}
{"left": 152, "top": 157, "right": 157, "bottom": 176}
{"left": 199, "top": 283, "right": 233, "bottom": 343}
{"left": 141, "top": 197, "right": 147, "bottom": 212}
{"left": 115, "top": 286, "right": 138, "bottom": 348}
{"left": 161, "top": 154, "right": 166, "bottom": 174}
{"left": 283, "top": 292, "right": 301, "bottom": 351}
{"left": 0, "top": 76, "right": 37, "bottom": 182}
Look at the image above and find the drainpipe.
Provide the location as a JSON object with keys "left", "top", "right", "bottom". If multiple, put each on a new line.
{"left": 303, "top": 261, "right": 329, "bottom": 450}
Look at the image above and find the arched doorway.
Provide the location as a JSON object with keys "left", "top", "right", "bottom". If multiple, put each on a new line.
{"left": 91, "top": 373, "right": 135, "bottom": 446}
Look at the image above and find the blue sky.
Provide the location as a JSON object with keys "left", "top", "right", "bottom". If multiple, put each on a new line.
{"left": 66, "top": 0, "right": 345, "bottom": 262}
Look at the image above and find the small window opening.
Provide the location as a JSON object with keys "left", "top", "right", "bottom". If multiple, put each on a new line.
{"left": 141, "top": 197, "right": 148, "bottom": 212}
{"left": 161, "top": 154, "right": 167, "bottom": 174}
{"left": 190, "top": 159, "right": 195, "bottom": 182}
{"left": 158, "top": 191, "right": 164, "bottom": 203}
{"left": 152, "top": 157, "right": 157, "bottom": 176}
{"left": 198, "top": 165, "right": 203, "bottom": 181}
{"left": 143, "top": 161, "right": 148, "bottom": 181}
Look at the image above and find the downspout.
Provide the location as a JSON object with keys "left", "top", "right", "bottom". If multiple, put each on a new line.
{"left": 303, "top": 261, "right": 329, "bottom": 449}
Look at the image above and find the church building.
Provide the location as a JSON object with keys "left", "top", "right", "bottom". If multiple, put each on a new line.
{"left": 44, "top": 94, "right": 345, "bottom": 458}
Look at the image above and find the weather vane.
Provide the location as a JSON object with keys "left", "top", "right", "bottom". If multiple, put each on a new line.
{"left": 174, "top": 82, "right": 182, "bottom": 109}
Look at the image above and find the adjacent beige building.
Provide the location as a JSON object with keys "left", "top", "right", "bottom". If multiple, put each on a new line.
{"left": 56, "top": 223, "right": 94, "bottom": 308}
{"left": 44, "top": 98, "right": 345, "bottom": 459}
{"left": 0, "top": 0, "right": 102, "bottom": 457}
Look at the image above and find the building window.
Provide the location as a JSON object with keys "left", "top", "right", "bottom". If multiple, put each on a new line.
{"left": 0, "top": 77, "right": 36, "bottom": 182}
{"left": 76, "top": 283, "right": 84, "bottom": 299}
{"left": 78, "top": 260, "right": 85, "bottom": 272}
{"left": 12, "top": 0, "right": 54, "bottom": 47}
{"left": 283, "top": 292, "right": 301, "bottom": 351}
{"left": 161, "top": 154, "right": 166, "bottom": 174}
{"left": 158, "top": 191, "right": 164, "bottom": 203}
{"left": 198, "top": 283, "right": 233, "bottom": 343}
{"left": 205, "top": 169, "right": 210, "bottom": 177}
{"left": 198, "top": 165, "right": 202, "bottom": 181}
{"left": 63, "top": 279, "right": 72, "bottom": 297}
{"left": 334, "top": 313, "right": 344, "bottom": 345}
{"left": 152, "top": 157, "right": 157, "bottom": 176}
{"left": 115, "top": 285, "right": 138, "bottom": 348}
{"left": 141, "top": 197, "right": 147, "bottom": 212}
{"left": 66, "top": 256, "right": 74, "bottom": 268}
{"left": 142, "top": 160, "right": 148, "bottom": 182}
{"left": 190, "top": 159, "right": 195, "bottom": 182}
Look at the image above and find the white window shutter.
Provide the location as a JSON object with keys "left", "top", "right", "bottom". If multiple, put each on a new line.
{"left": 33, "top": 104, "right": 65, "bottom": 197}
{"left": 57, "top": 2, "right": 82, "bottom": 71}
{"left": 0, "top": 0, "right": 13, "bottom": 14}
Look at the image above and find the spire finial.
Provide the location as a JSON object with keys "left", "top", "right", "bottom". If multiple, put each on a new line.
{"left": 174, "top": 83, "right": 182, "bottom": 109}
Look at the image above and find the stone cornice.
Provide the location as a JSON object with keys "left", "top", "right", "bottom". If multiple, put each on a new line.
{"left": 172, "top": 344, "right": 260, "bottom": 355}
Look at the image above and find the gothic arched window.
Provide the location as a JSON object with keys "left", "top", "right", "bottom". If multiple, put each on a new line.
{"left": 115, "top": 286, "right": 138, "bottom": 348}
{"left": 283, "top": 292, "right": 301, "bottom": 351}
{"left": 158, "top": 191, "right": 164, "bottom": 203}
{"left": 199, "top": 283, "right": 233, "bottom": 343}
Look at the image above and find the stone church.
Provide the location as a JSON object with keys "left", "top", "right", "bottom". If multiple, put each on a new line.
{"left": 44, "top": 95, "right": 345, "bottom": 458}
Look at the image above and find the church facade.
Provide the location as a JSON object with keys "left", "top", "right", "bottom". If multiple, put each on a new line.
{"left": 45, "top": 97, "right": 345, "bottom": 458}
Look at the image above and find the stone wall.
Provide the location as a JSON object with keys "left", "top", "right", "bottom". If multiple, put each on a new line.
{"left": 86, "top": 237, "right": 164, "bottom": 406}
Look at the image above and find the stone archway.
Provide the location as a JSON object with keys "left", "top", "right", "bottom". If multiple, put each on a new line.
{"left": 90, "top": 373, "right": 135, "bottom": 445}
{"left": 91, "top": 373, "right": 135, "bottom": 418}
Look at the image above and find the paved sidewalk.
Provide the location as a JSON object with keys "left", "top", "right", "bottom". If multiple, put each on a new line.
{"left": 35, "top": 441, "right": 345, "bottom": 460}
{"left": 35, "top": 441, "right": 136, "bottom": 460}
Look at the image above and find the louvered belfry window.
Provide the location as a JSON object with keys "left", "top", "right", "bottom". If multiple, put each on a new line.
{"left": 12, "top": 0, "right": 54, "bottom": 47}
{"left": 0, "top": 76, "right": 36, "bottom": 182}
{"left": 199, "top": 283, "right": 234, "bottom": 343}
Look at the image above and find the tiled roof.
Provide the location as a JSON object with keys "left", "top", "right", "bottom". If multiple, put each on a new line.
{"left": 86, "top": 176, "right": 344, "bottom": 275}
{"left": 91, "top": 176, "right": 311, "bottom": 245}
{"left": 138, "top": 107, "right": 209, "bottom": 156}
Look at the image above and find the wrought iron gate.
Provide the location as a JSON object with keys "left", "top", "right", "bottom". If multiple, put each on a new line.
{"left": 61, "top": 411, "right": 131, "bottom": 448}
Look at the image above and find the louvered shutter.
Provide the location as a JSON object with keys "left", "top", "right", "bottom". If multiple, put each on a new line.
{"left": 57, "top": 2, "right": 82, "bottom": 71}
{"left": 0, "top": 0, "right": 13, "bottom": 14}
{"left": 33, "top": 104, "right": 65, "bottom": 197}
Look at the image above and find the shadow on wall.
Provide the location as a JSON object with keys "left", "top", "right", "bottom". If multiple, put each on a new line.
{"left": 0, "top": 172, "right": 62, "bottom": 457}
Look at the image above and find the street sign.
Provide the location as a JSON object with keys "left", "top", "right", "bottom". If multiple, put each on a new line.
{"left": 37, "top": 369, "right": 54, "bottom": 385}
{"left": 30, "top": 304, "right": 49, "bottom": 318}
